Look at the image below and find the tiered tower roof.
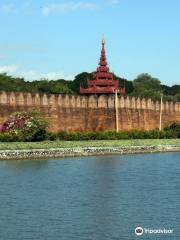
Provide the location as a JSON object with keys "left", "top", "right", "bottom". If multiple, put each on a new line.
{"left": 80, "top": 36, "right": 125, "bottom": 95}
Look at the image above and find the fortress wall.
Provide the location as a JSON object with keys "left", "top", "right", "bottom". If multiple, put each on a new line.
{"left": 0, "top": 91, "right": 180, "bottom": 132}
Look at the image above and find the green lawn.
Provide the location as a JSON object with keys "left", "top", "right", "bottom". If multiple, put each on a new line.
{"left": 0, "top": 139, "right": 179, "bottom": 150}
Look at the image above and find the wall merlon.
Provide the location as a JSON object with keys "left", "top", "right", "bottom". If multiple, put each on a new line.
{"left": 88, "top": 95, "right": 97, "bottom": 108}
{"left": 107, "top": 95, "right": 115, "bottom": 108}
{"left": 0, "top": 92, "right": 180, "bottom": 113}
{"left": 98, "top": 95, "right": 108, "bottom": 108}
{"left": 131, "top": 97, "right": 136, "bottom": 109}
{"left": 175, "top": 103, "right": 180, "bottom": 112}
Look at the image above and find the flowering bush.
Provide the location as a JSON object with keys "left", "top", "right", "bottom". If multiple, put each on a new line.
{"left": 0, "top": 111, "right": 48, "bottom": 142}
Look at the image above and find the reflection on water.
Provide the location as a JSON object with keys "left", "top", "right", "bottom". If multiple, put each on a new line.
{"left": 0, "top": 152, "right": 180, "bottom": 240}
{"left": 2, "top": 159, "right": 48, "bottom": 169}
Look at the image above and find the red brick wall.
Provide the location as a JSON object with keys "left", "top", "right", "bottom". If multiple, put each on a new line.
{"left": 0, "top": 92, "right": 180, "bottom": 132}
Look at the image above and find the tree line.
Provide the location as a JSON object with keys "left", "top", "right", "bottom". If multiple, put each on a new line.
{"left": 0, "top": 72, "right": 179, "bottom": 101}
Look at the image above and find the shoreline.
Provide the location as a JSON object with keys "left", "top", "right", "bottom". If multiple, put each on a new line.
{"left": 0, "top": 145, "right": 179, "bottom": 160}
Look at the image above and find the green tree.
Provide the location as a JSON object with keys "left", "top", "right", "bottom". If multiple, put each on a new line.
{"left": 0, "top": 72, "right": 179, "bottom": 100}
{"left": 132, "top": 73, "right": 161, "bottom": 100}
{"left": 69, "top": 72, "right": 93, "bottom": 94}
{"left": 114, "top": 75, "right": 134, "bottom": 94}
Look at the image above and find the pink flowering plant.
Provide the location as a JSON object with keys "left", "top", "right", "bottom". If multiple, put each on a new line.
{"left": 0, "top": 111, "right": 48, "bottom": 142}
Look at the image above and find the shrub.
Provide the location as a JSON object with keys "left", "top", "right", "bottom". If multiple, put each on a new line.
{"left": 57, "top": 131, "right": 69, "bottom": 140}
{"left": 0, "top": 111, "right": 48, "bottom": 142}
{"left": 0, "top": 132, "right": 21, "bottom": 142}
{"left": 128, "top": 130, "right": 146, "bottom": 139}
{"left": 46, "top": 132, "right": 57, "bottom": 141}
{"left": 56, "top": 127, "right": 179, "bottom": 141}
{"left": 164, "top": 123, "right": 180, "bottom": 138}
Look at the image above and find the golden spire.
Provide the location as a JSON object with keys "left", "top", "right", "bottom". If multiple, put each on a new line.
{"left": 102, "top": 34, "right": 105, "bottom": 44}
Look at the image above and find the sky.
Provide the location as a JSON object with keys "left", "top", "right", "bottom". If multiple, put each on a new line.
{"left": 0, "top": 0, "right": 179, "bottom": 86}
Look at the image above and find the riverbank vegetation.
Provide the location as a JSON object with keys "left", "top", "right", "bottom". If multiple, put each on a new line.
{"left": 0, "top": 72, "right": 180, "bottom": 101}
{"left": 54, "top": 125, "right": 180, "bottom": 141}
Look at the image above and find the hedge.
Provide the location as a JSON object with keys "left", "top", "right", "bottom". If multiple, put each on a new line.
{"left": 0, "top": 124, "right": 179, "bottom": 142}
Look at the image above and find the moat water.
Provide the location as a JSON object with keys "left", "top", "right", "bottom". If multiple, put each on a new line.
{"left": 0, "top": 152, "right": 180, "bottom": 240}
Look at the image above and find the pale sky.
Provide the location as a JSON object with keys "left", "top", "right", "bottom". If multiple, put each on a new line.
{"left": 0, "top": 0, "right": 180, "bottom": 86}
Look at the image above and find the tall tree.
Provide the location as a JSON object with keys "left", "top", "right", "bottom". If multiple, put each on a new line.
{"left": 69, "top": 72, "right": 93, "bottom": 94}
{"left": 132, "top": 73, "right": 161, "bottom": 100}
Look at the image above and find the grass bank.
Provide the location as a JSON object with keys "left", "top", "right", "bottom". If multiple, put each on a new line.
{"left": 0, "top": 139, "right": 179, "bottom": 150}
